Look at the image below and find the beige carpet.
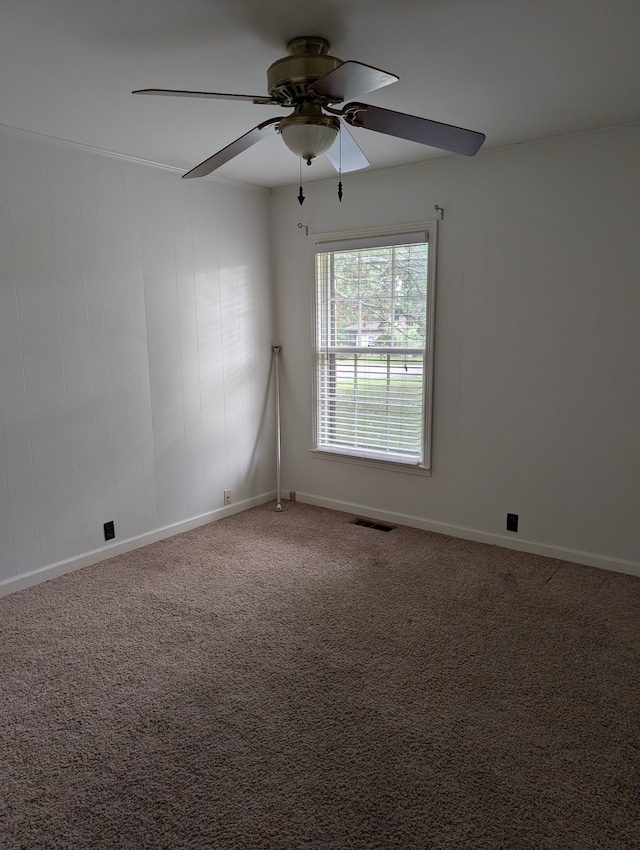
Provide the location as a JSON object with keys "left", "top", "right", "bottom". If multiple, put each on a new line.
{"left": 1, "top": 500, "right": 639, "bottom": 849}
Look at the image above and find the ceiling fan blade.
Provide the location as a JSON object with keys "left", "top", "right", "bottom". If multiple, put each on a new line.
{"left": 132, "top": 88, "right": 275, "bottom": 105}
{"left": 343, "top": 102, "right": 485, "bottom": 156}
{"left": 182, "top": 117, "right": 281, "bottom": 179}
{"left": 325, "top": 122, "right": 370, "bottom": 173}
{"left": 308, "top": 61, "right": 398, "bottom": 103}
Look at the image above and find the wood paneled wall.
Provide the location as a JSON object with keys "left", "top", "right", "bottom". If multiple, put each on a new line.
{"left": 0, "top": 132, "right": 275, "bottom": 585}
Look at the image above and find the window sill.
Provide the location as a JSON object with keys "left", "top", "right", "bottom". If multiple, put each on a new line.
{"left": 310, "top": 448, "right": 432, "bottom": 476}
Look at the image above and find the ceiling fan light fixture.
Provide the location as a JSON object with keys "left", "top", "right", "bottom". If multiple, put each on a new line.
{"left": 279, "top": 105, "right": 339, "bottom": 164}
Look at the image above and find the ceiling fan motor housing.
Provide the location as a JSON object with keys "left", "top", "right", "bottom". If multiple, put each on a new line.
{"left": 267, "top": 37, "right": 343, "bottom": 105}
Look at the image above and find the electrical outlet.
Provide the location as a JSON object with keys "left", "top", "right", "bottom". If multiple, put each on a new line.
{"left": 104, "top": 520, "right": 115, "bottom": 541}
{"left": 224, "top": 489, "right": 232, "bottom": 505}
{"left": 506, "top": 513, "right": 519, "bottom": 533}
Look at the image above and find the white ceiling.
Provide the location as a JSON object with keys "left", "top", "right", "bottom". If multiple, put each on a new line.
{"left": 2, "top": 0, "right": 639, "bottom": 189}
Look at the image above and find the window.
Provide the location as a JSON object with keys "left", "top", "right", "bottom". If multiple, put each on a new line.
{"left": 313, "top": 224, "right": 436, "bottom": 471}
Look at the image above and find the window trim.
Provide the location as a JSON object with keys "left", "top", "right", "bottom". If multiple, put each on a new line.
{"left": 310, "top": 221, "right": 437, "bottom": 475}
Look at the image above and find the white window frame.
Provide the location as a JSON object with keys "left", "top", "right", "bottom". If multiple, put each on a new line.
{"left": 311, "top": 222, "right": 437, "bottom": 475}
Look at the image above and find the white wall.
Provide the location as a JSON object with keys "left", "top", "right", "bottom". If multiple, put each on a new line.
{"left": 0, "top": 129, "right": 276, "bottom": 592}
{"left": 272, "top": 124, "right": 640, "bottom": 575}
{"left": 2, "top": 123, "right": 637, "bottom": 589}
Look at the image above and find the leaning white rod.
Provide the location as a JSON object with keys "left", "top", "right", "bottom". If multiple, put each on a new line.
{"left": 272, "top": 346, "right": 283, "bottom": 512}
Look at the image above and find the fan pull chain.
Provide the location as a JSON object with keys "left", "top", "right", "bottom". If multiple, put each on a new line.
{"left": 338, "top": 128, "right": 343, "bottom": 202}
{"left": 298, "top": 157, "right": 305, "bottom": 205}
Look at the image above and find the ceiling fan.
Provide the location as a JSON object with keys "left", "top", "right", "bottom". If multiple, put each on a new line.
{"left": 133, "top": 36, "right": 485, "bottom": 180}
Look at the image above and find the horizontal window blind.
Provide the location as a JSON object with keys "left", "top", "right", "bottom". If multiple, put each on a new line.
{"left": 315, "top": 237, "right": 429, "bottom": 465}
{"left": 314, "top": 230, "right": 428, "bottom": 254}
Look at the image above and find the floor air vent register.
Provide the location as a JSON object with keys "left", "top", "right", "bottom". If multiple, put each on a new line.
{"left": 350, "top": 518, "right": 396, "bottom": 532}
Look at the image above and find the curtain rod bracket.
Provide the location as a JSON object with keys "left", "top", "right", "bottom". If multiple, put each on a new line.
{"left": 297, "top": 222, "right": 309, "bottom": 235}
{"left": 434, "top": 205, "right": 444, "bottom": 220}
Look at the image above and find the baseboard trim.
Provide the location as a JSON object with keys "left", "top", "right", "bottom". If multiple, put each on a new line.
{"left": 295, "top": 492, "right": 640, "bottom": 578}
{"left": 4, "top": 489, "right": 637, "bottom": 596}
{"left": 0, "top": 492, "right": 276, "bottom": 597}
